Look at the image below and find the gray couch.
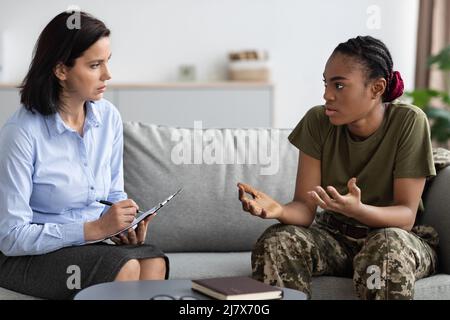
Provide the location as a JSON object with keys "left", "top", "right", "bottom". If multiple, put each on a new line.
{"left": 1, "top": 123, "right": 449, "bottom": 299}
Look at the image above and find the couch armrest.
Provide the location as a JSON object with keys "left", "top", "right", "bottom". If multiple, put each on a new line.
{"left": 422, "top": 166, "right": 450, "bottom": 274}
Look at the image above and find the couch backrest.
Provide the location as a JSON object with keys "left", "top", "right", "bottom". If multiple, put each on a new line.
{"left": 123, "top": 123, "right": 299, "bottom": 252}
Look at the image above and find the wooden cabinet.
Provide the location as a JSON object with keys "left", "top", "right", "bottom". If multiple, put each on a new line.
{"left": 0, "top": 82, "right": 273, "bottom": 128}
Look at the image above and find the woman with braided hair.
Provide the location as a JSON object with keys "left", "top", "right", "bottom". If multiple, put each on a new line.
{"left": 237, "top": 35, "right": 438, "bottom": 299}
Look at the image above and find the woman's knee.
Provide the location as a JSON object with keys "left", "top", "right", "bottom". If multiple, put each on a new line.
{"left": 251, "top": 224, "right": 319, "bottom": 294}
{"left": 114, "top": 259, "right": 141, "bottom": 281}
{"left": 353, "top": 228, "right": 415, "bottom": 299}
{"left": 139, "top": 257, "right": 167, "bottom": 280}
{"left": 354, "top": 227, "right": 412, "bottom": 267}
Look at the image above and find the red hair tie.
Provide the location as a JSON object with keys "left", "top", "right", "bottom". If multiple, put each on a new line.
{"left": 387, "top": 71, "right": 404, "bottom": 101}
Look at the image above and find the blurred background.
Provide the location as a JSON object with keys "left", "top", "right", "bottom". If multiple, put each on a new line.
{"left": 0, "top": 0, "right": 448, "bottom": 144}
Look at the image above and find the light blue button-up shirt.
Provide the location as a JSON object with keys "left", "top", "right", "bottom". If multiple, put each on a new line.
{"left": 0, "top": 99, "right": 127, "bottom": 256}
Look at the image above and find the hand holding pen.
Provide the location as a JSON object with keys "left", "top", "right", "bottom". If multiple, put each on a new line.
{"left": 95, "top": 199, "right": 139, "bottom": 236}
{"left": 98, "top": 200, "right": 144, "bottom": 214}
{"left": 96, "top": 199, "right": 150, "bottom": 245}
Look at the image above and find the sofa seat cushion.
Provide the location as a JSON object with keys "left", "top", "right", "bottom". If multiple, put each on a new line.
{"left": 167, "top": 252, "right": 252, "bottom": 280}
{"left": 0, "top": 287, "right": 41, "bottom": 300}
{"left": 311, "top": 274, "right": 450, "bottom": 300}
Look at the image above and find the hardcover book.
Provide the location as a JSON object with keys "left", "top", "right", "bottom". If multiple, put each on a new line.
{"left": 191, "top": 276, "right": 283, "bottom": 300}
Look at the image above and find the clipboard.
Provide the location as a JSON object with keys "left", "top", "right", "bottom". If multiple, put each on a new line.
{"left": 86, "top": 188, "right": 182, "bottom": 244}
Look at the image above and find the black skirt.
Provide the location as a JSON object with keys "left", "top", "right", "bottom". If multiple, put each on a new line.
{"left": 0, "top": 243, "right": 169, "bottom": 300}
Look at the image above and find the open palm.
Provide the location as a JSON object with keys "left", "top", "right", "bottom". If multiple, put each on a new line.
{"left": 237, "top": 182, "right": 283, "bottom": 219}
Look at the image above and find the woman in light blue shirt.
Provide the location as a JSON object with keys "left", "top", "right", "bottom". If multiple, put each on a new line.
{"left": 0, "top": 11, "right": 168, "bottom": 299}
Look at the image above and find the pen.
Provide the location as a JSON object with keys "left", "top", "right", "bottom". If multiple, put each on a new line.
{"left": 97, "top": 200, "right": 143, "bottom": 214}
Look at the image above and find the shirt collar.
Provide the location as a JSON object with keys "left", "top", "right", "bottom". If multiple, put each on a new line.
{"left": 85, "top": 100, "right": 102, "bottom": 128}
{"left": 44, "top": 101, "right": 103, "bottom": 137}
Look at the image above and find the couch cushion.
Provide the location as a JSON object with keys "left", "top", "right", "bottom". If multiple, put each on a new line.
{"left": 421, "top": 166, "right": 450, "bottom": 274}
{"left": 123, "top": 123, "right": 298, "bottom": 252}
{"left": 167, "top": 252, "right": 252, "bottom": 280}
{"left": 0, "top": 287, "right": 41, "bottom": 300}
{"left": 312, "top": 274, "right": 450, "bottom": 300}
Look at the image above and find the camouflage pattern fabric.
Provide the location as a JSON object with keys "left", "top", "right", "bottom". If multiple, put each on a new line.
{"left": 252, "top": 221, "right": 438, "bottom": 300}
{"left": 252, "top": 148, "right": 447, "bottom": 299}
{"left": 353, "top": 227, "right": 437, "bottom": 299}
{"left": 432, "top": 147, "right": 450, "bottom": 172}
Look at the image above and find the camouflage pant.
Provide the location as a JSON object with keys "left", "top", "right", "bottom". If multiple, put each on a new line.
{"left": 251, "top": 220, "right": 438, "bottom": 300}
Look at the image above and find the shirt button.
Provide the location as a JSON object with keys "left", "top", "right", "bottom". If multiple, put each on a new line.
{"left": 90, "top": 187, "right": 94, "bottom": 190}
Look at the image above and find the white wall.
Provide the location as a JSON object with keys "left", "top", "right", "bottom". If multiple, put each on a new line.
{"left": 0, "top": 0, "right": 419, "bottom": 128}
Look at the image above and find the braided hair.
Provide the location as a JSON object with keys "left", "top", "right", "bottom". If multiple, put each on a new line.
{"left": 333, "top": 35, "right": 404, "bottom": 102}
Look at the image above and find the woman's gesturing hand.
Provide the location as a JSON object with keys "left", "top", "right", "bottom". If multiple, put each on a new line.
{"left": 237, "top": 182, "right": 284, "bottom": 219}
{"left": 307, "top": 177, "right": 363, "bottom": 218}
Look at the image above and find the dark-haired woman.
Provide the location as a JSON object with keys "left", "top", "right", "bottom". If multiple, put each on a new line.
{"left": 0, "top": 12, "right": 168, "bottom": 299}
{"left": 238, "top": 36, "right": 438, "bottom": 300}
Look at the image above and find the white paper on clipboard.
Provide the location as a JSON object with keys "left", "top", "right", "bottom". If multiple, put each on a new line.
{"left": 86, "top": 188, "right": 182, "bottom": 244}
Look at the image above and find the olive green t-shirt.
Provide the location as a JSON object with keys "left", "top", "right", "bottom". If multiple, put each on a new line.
{"left": 288, "top": 102, "right": 436, "bottom": 227}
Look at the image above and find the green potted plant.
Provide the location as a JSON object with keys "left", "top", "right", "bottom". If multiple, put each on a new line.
{"left": 405, "top": 45, "right": 450, "bottom": 146}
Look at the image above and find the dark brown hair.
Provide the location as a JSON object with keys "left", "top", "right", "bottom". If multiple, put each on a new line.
{"left": 20, "top": 11, "right": 110, "bottom": 115}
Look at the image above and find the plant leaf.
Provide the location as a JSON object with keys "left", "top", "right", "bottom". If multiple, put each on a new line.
{"left": 428, "top": 45, "right": 450, "bottom": 70}
{"left": 440, "top": 92, "right": 450, "bottom": 105}
{"left": 425, "top": 107, "right": 450, "bottom": 122}
{"left": 430, "top": 117, "right": 450, "bottom": 143}
{"left": 405, "top": 89, "right": 440, "bottom": 108}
